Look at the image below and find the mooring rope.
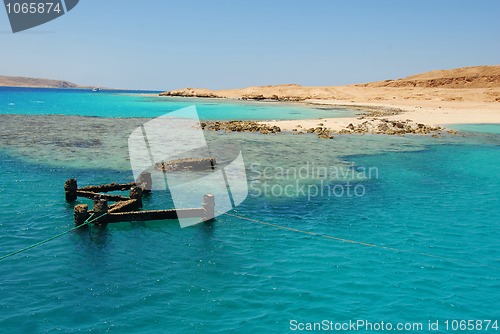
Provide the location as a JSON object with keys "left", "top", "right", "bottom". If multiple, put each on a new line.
{"left": 219, "top": 211, "right": 500, "bottom": 270}
{"left": 2, "top": 209, "right": 496, "bottom": 270}
{"left": 0, "top": 213, "right": 108, "bottom": 261}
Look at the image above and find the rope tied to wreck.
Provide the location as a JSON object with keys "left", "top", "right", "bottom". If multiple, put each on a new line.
{"left": 218, "top": 211, "right": 500, "bottom": 270}
{"left": 0, "top": 212, "right": 108, "bottom": 262}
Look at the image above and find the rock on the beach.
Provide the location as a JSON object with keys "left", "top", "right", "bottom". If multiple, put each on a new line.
{"left": 334, "top": 118, "right": 445, "bottom": 136}
{"left": 201, "top": 118, "right": 445, "bottom": 140}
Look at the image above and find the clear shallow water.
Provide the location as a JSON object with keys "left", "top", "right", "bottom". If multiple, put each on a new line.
{"left": 0, "top": 87, "right": 356, "bottom": 120}
{"left": 0, "top": 89, "right": 499, "bottom": 333}
{"left": 448, "top": 123, "right": 500, "bottom": 134}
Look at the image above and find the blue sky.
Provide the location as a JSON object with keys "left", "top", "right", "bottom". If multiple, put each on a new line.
{"left": 1, "top": 0, "right": 499, "bottom": 90}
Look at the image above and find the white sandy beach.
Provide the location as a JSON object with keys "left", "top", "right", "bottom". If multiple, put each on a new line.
{"left": 264, "top": 99, "right": 500, "bottom": 132}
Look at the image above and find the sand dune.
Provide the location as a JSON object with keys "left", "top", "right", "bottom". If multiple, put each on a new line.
{"left": 359, "top": 65, "right": 500, "bottom": 89}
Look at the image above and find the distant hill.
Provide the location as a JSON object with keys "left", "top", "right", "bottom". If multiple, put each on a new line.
{"left": 357, "top": 65, "right": 500, "bottom": 88}
{"left": 159, "top": 65, "right": 500, "bottom": 103}
{"left": 0, "top": 75, "right": 81, "bottom": 88}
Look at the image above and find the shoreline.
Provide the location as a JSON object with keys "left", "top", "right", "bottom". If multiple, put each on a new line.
{"left": 265, "top": 99, "right": 500, "bottom": 133}
{"left": 156, "top": 66, "right": 500, "bottom": 133}
{"left": 151, "top": 95, "right": 500, "bottom": 135}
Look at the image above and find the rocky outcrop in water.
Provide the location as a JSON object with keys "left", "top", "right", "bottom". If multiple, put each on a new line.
{"left": 337, "top": 119, "right": 442, "bottom": 135}
{"left": 197, "top": 120, "right": 440, "bottom": 139}
{"left": 295, "top": 126, "right": 334, "bottom": 139}
{"left": 202, "top": 120, "right": 332, "bottom": 139}
{"left": 200, "top": 121, "right": 281, "bottom": 134}
{"left": 199, "top": 119, "right": 440, "bottom": 139}
{"left": 291, "top": 119, "right": 444, "bottom": 137}
{"left": 288, "top": 118, "right": 448, "bottom": 139}
{"left": 241, "top": 94, "right": 309, "bottom": 102}
{"left": 159, "top": 89, "right": 311, "bottom": 102}
{"left": 155, "top": 157, "right": 216, "bottom": 172}
{"left": 159, "top": 88, "right": 223, "bottom": 98}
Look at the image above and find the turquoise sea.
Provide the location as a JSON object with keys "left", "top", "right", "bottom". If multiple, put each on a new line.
{"left": 0, "top": 88, "right": 499, "bottom": 333}
{"left": 0, "top": 87, "right": 356, "bottom": 120}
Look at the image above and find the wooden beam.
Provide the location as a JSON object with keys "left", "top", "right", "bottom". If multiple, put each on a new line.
{"left": 107, "top": 208, "right": 206, "bottom": 223}
{"left": 93, "top": 198, "right": 109, "bottom": 228}
{"left": 75, "top": 190, "right": 130, "bottom": 202}
{"left": 108, "top": 199, "right": 141, "bottom": 213}
{"left": 74, "top": 204, "right": 90, "bottom": 226}
{"left": 64, "top": 179, "right": 78, "bottom": 202}
{"left": 202, "top": 194, "right": 215, "bottom": 222}
{"left": 79, "top": 182, "right": 136, "bottom": 193}
{"left": 137, "top": 172, "right": 152, "bottom": 192}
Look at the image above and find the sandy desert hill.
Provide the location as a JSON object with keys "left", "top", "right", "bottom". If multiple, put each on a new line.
{"left": 160, "top": 65, "right": 500, "bottom": 103}
{"left": 359, "top": 65, "right": 500, "bottom": 89}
